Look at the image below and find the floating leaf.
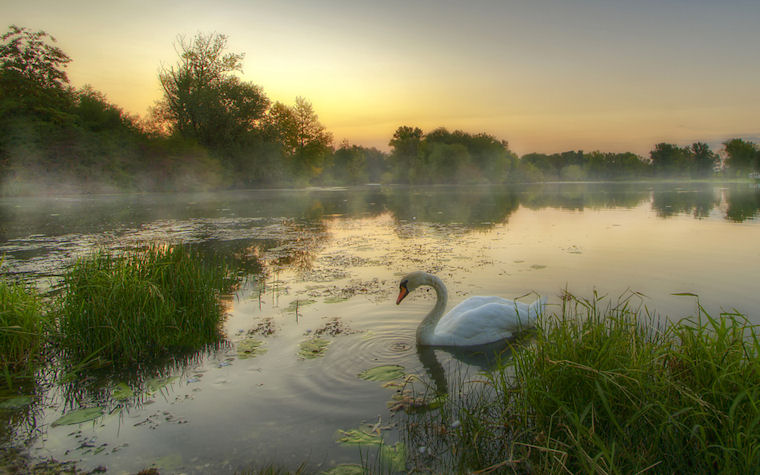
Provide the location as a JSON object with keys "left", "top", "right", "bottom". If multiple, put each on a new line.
{"left": 0, "top": 396, "right": 34, "bottom": 410}
{"left": 51, "top": 407, "right": 104, "bottom": 427}
{"left": 322, "top": 464, "right": 363, "bottom": 475}
{"left": 113, "top": 383, "right": 134, "bottom": 401}
{"left": 146, "top": 376, "right": 178, "bottom": 394}
{"left": 324, "top": 296, "right": 349, "bottom": 304}
{"left": 530, "top": 264, "right": 547, "bottom": 270}
{"left": 358, "top": 365, "right": 405, "bottom": 382}
{"left": 337, "top": 428, "right": 382, "bottom": 446}
{"left": 298, "top": 337, "right": 330, "bottom": 359}
{"left": 237, "top": 338, "right": 266, "bottom": 359}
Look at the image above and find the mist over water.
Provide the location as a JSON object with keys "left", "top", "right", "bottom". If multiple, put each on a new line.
{"left": 1, "top": 182, "right": 759, "bottom": 473}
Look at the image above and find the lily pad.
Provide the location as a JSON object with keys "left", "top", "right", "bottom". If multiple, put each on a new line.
{"left": 322, "top": 464, "right": 363, "bottom": 475}
{"left": 298, "top": 337, "right": 330, "bottom": 359}
{"left": 0, "top": 396, "right": 34, "bottom": 410}
{"left": 286, "top": 299, "right": 316, "bottom": 312}
{"left": 358, "top": 365, "right": 405, "bottom": 382}
{"left": 113, "top": 383, "right": 134, "bottom": 401}
{"left": 146, "top": 376, "right": 178, "bottom": 394}
{"left": 237, "top": 338, "right": 266, "bottom": 359}
{"left": 337, "top": 428, "right": 382, "bottom": 446}
{"left": 51, "top": 407, "right": 104, "bottom": 427}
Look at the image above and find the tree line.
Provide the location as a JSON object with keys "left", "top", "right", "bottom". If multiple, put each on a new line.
{"left": 1, "top": 26, "right": 758, "bottom": 194}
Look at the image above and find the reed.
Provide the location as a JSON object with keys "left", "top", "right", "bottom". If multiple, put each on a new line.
{"left": 0, "top": 277, "right": 48, "bottom": 387}
{"left": 404, "top": 292, "right": 760, "bottom": 473}
{"left": 56, "top": 244, "right": 239, "bottom": 366}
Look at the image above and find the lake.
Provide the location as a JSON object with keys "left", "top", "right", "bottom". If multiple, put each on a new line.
{"left": 1, "top": 182, "right": 759, "bottom": 473}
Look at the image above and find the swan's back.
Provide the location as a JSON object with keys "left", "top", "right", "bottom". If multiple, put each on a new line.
{"left": 431, "top": 296, "right": 543, "bottom": 346}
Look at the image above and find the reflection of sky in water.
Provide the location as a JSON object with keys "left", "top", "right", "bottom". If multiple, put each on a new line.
{"left": 1, "top": 184, "right": 759, "bottom": 473}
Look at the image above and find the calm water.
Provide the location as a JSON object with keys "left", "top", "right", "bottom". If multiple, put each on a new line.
{"left": 1, "top": 183, "right": 759, "bottom": 473}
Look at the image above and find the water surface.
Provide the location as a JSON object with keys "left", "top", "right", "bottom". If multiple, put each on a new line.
{"left": 1, "top": 183, "right": 758, "bottom": 472}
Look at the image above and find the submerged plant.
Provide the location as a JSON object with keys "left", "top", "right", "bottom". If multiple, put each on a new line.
{"left": 404, "top": 292, "right": 760, "bottom": 474}
{"left": 0, "top": 277, "right": 48, "bottom": 387}
{"left": 56, "top": 244, "right": 239, "bottom": 366}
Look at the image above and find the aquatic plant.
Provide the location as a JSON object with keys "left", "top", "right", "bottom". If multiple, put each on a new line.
{"left": 56, "top": 245, "right": 239, "bottom": 366}
{"left": 0, "top": 277, "right": 48, "bottom": 387}
{"left": 404, "top": 292, "right": 760, "bottom": 473}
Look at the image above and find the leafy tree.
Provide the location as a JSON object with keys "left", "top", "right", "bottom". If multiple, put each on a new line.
{"left": 0, "top": 25, "right": 71, "bottom": 89}
{"left": 263, "top": 97, "right": 332, "bottom": 180}
{"left": 650, "top": 143, "right": 690, "bottom": 177}
{"left": 689, "top": 142, "right": 717, "bottom": 178}
{"left": 157, "top": 33, "right": 269, "bottom": 150}
{"left": 723, "top": 138, "right": 758, "bottom": 175}
{"left": 328, "top": 141, "right": 368, "bottom": 185}
{"left": 389, "top": 126, "right": 423, "bottom": 183}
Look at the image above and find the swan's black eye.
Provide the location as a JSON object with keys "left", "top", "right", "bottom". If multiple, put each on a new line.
{"left": 400, "top": 280, "right": 408, "bottom": 289}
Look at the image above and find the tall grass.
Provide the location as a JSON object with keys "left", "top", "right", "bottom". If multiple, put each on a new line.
{"left": 56, "top": 245, "right": 239, "bottom": 366}
{"left": 404, "top": 292, "right": 760, "bottom": 473}
{"left": 0, "top": 277, "right": 48, "bottom": 387}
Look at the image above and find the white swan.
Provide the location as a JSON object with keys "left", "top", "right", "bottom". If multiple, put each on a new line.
{"left": 396, "top": 271, "right": 546, "bottom": 346}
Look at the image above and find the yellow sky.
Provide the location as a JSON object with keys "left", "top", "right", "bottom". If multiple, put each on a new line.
{"left": 5, "top": 0, "right": 760, "bottom": 155}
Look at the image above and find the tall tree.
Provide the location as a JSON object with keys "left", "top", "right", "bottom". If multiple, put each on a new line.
{"left": 157, "top": 33, "right": 269, "bottom": 149}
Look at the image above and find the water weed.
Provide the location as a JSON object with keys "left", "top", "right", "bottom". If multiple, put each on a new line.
{"left": 56, "top": 245, "right": 239, "bottom": 367}
{"left": 0, "top": 277, "right": 48, "bottom": 387}
{"left": 405, "top": 292, "right": 760, "bottom": 474}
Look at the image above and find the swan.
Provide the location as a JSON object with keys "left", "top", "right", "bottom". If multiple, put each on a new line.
{"left": 396, "top": 271, "right": 546, "bottom": 346}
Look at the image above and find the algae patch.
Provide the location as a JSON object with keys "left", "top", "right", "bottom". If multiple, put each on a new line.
{"left": 298, "top": 337, "right": 330, "bottom": 359}
{"left": 358, "top": 365, "right": 405, "bottom": 382}
{"left": 237, "top": 338, "right": 267, "bottom": 359}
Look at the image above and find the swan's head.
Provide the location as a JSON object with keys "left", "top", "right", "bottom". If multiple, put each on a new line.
{"left": 396, "top": 271, "right": 433, "bottom": 305}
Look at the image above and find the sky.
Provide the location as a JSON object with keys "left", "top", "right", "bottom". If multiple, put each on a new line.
{"left": 5, "top": 0, "right": 760, "bottom": 155}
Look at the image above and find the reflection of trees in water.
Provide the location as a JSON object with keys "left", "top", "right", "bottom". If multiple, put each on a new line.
{"left": 650, "top": 184, "right": 760, "bottom": 222}
{"left": 518, "top": 183, "right": 651, "bottom": 211}
{"left": 725, "top": 186, "right": 760, "bottom": 222}
{"left": 651, "top": 185, "right": 720, "bottom": 219}
{"left": 383, "top": 186, "right": 520, "bottom": 231}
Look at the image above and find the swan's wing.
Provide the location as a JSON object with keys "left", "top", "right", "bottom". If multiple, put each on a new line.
{"left": 434, "top": 301, "right": 532, "bottom": 346}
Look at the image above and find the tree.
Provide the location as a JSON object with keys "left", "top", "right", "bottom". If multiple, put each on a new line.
{"left": 690, "top": 142, "right": 717, "bottom": 178}
{"left": 0, "top": 25, "right": 71, "bottom": 89}
{"left": 157, "top": 33, "right": 269, "bottom": 149}
{"left": 723, "top": 138, "right": 758, "bottom": 175}
{"left": 650, "top": 143, "right": 690, "bottom": 177}
{"left": 388, "top": 126, "right": 423, "bottom": 183}
{"left": 262, "top": 97, "right": 332, "bottom": 180}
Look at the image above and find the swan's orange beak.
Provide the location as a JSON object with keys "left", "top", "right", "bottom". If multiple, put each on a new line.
{"left": 396, "top": 286, "right": 409, "bottom": 305}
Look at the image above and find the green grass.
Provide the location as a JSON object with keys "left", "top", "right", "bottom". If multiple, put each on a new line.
{"left": 404, "top": 292, "right": 760, "bottom": 474}
{"left": 56, "top": 244, "right": 239, "bottom": 366}
{"left": 0, "top": 277, "right": 48, "bottom": 387}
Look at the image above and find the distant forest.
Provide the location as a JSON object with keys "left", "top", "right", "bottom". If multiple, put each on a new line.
{"left": 1, "top": 26, "right": 759, "bottom": 194}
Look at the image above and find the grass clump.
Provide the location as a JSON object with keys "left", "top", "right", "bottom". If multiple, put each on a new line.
{"left": 0, "top": 277, "right": 48, "bottom": 387}
{"left": 405, "top": 292, "right": 760, "bottom": 474}
{"left": 56, "top": 244, "right": 239, "bottom": 366}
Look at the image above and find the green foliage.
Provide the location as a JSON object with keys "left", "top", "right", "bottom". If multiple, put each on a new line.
{"left": 56, "top": 245, "right": 239, "bottom": 366}
{"left": 405, "top": 294, "right": 760, "bottom": 473}
{"left": 0, "top": 277, "right": 48, "bottom": 385}
{"left": 723, "top": 138, "right": 759, "bottom": 175}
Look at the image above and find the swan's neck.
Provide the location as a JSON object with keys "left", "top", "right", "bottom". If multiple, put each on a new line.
{"left": 416, "top": 275, "right": 448, "bottom": 345}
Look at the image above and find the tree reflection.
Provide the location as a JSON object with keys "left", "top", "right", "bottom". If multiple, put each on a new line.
{"left": 725, "top": 186, "right": 760, "bottom": 222}
{"left": 651, "top": 185, "right": 720, "bottom": 219}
